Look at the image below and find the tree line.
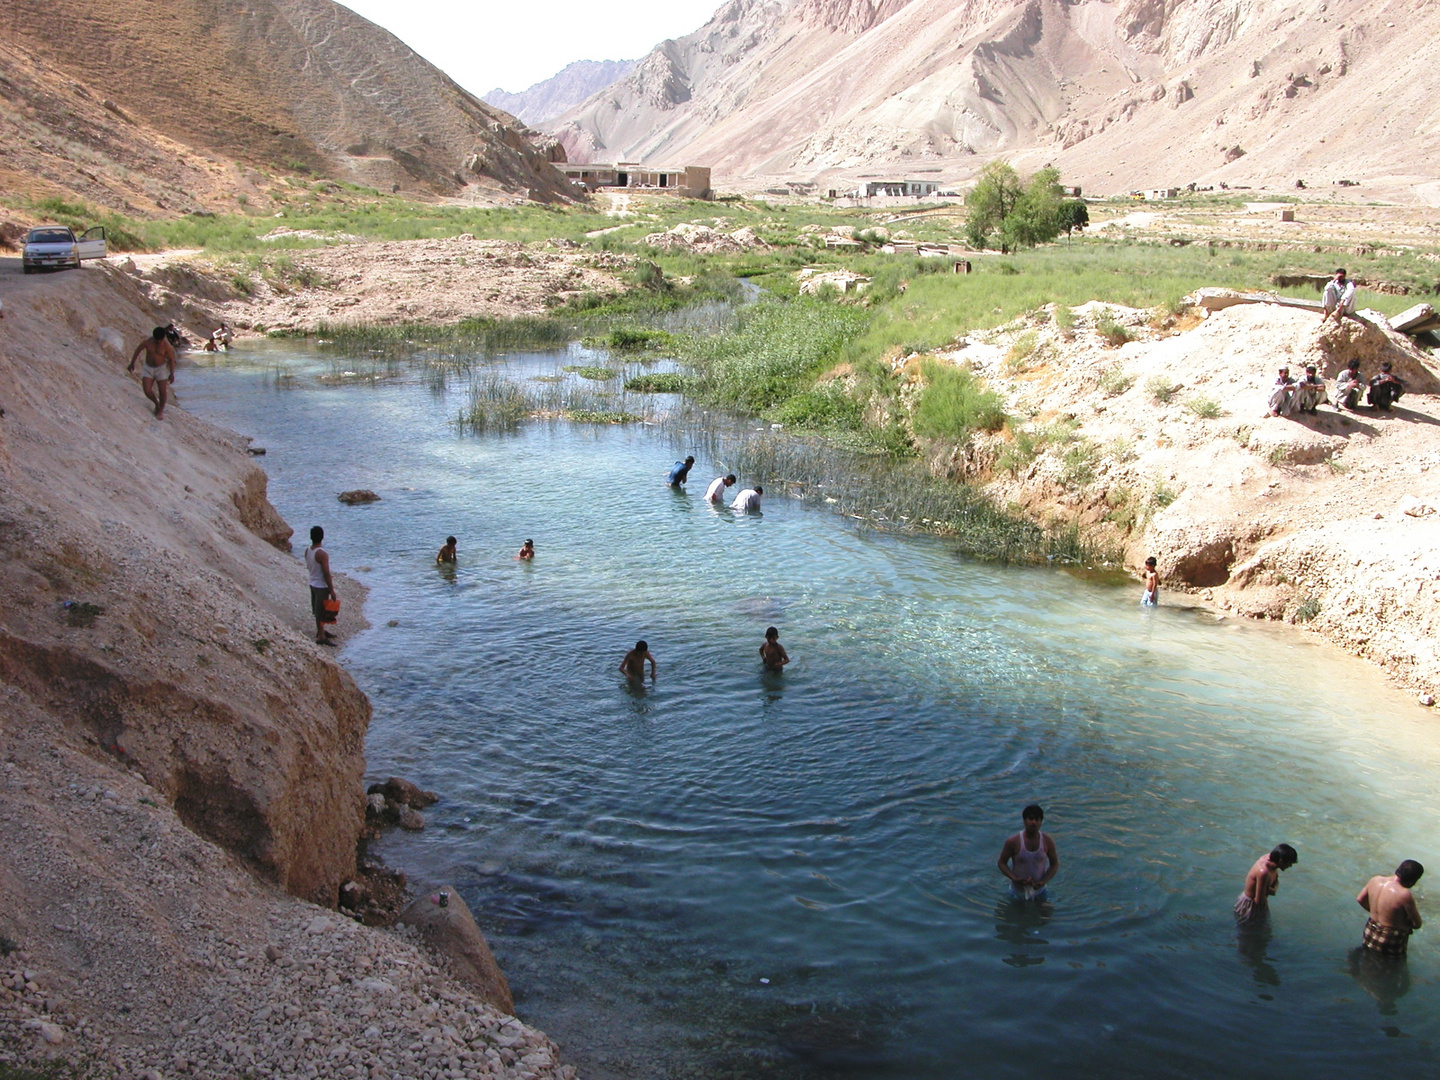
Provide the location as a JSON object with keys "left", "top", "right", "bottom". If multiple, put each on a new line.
{"left": 964, "top": 161, "right": 1088, "bottom": 253}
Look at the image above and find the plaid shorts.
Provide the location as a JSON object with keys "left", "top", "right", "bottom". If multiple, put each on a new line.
{"left": 1362, "top": 917, "right": 1411, "bottom": 957}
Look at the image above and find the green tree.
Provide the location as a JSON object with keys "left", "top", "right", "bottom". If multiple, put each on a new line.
{"left": 1057, "top": 198, "right": 1089, "bottom": 246}
{"left": 964, "top": 161, "right": 1024, "bottom": 252}
{"left": 1001, "top": 167, "right": 1064, "bottom": 250}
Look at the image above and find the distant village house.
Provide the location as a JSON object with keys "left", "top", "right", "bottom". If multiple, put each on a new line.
{"left": 854, "top": 179, "right": 942, "bottom": 198}
{"left": 560, "top": 163, "right": 712, "bottom": 199}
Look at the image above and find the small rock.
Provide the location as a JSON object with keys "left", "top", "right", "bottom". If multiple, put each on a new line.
{"left": 398, "top": 806, "right": 425, "bottom": 831}
{"left": 142, "top": 1069, "right": 164, "bottom": 1080}
{"left": 265, "top": 944, "right": 281, "bottom": 961}
{"left": 1420, "top": 694, "right": 1436, "bottom": 707}
{"left": 37, "top": 1021, "right": 64, "bottom": 1044}
{"left": 358, "top": 978, "right": 397, "bottom": 995}
{"left": 337, "top": 489, "right": 381, "bottom": 504}
{"left": 306, "top": 916, "right": 332, "bottom": 935}
{"left": 370, "top": 776, "right": 439, "bottom": 809}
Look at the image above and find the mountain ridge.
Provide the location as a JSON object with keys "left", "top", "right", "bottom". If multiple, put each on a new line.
{"left": 485, "top": 59, "right": 637, "bottom": 126}
{"left": 548, "top": 0, "right": 1440, "bottom": 200}
{"left": 0, "top": 0, "right": 573, "bottom": 217}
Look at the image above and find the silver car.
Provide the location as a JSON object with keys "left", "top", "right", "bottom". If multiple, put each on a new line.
{"left": 22, "top": 225, "right": 107, "bottom": 273}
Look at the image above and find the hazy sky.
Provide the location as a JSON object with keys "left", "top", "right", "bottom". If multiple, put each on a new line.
{"left": 339, "top": 0, "right": 721, "bottom": 95}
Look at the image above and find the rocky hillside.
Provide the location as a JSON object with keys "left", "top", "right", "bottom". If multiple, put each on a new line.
{"left": 0, "top": 0, "right": 573, "bottom": 216}
{"left": 485, "top": 59, "right": 637, "bottom": 126}
{"left": 549, "top": 0, "right": 1440, "bottom": 199}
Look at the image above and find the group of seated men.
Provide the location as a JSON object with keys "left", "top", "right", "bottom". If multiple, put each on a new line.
{"left": 1268, "top": 358, "right": 1405, "bottom": 418}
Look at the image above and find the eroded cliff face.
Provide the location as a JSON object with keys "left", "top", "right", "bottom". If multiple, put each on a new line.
{"left": 549, "top": 0, "right": 1440, "bottom": 197}
{"left": 0, "top": 263, "right": 370, "bottom": 904}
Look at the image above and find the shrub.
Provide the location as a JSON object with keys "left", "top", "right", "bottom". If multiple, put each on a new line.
{"left": 996, "top": 428, "right": 1039, "bottom": 475}
{"left": 1005, "top": 330, "right": 1039, "bottom": 371}
{"left": 1096, "top": 313, "right": 1133, "bottom": 347}
{"left": 912, "top": 361, "right": 1008, "bottom": 442}
{"left": 1099, "top": 365, "right": 1134, "bottom": 397}
{"left": 771, "top": 382, "right": 864, "bottom": 430}
{"left": 1146, "top": 375, "right": 1179, "bottom": 404}
{"left": 1151, "top": 483, "right": 1178, "bottom": 508}
{"left": 624, "top": 372, "right": 688, "bottom": 393}
{"left": 1186, "top": 396, "right": 1223, "bottom": 419}
{"left": 1294, "top": 596, "right": 1322, "bottom": 622}
{"left": 1060, "top": 440, "right": 1100, "bottom": 487}
{"left": 1053, "top": 305, "right": 1076, "bottom": 333}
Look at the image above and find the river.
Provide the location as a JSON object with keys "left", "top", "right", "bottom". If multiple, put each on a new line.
{"left": 183, "top": 340, "right": 1437, "bottom": 1080}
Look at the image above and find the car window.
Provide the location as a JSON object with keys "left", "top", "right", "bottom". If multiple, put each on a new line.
{"left": 28, "top": 229, "right": 74, "bottom": 243}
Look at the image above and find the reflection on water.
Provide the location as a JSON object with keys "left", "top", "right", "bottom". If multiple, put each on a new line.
{"left": 183, "top": 342, "right": 1439, "bottom": 1080}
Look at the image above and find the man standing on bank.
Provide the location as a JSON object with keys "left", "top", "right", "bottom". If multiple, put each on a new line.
{"left": 997, "top": 804, "right": 1059, "bottom": 901}
{"left": 127, "top": 327, "right": 176, "bottom": 419}
{"left": 305, "top": 525, "right": 337, "bottom": 646}
{"left": 1357, "top": 861, "right": 1424, "bottom": 958}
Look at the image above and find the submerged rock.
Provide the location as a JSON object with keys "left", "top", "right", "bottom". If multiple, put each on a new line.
{"left": 337, "top": 489, "right": 381, "bottom": 504}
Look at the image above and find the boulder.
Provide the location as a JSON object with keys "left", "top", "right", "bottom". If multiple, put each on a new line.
{"left": 337, "top": 490, "right": 381, "bottom": 504}
{"left": 369, "top": 776, "right": 439, "bottom": 809}
{"left": 398, "top": 888, "right": 514, "bottom": 1013}
{"left": 397, "top": 806, "right": 425, "bottom": 831}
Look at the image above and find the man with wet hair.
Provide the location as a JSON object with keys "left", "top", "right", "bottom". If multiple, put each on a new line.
{"left": 1358, "top": 860, "right": 1424, "bottom": 957}
{"left": 619, "top": 640, "right": 656, "bottom": 681}
{"left": 436, "top": 536, "right": 457, "bottom": 564}
{"left": 997, "top": 804, "right": 1058, "bottom": 901}
{"left": 127, "top": 326, "right": 176, "bottom": 418}
{"left": 705, "top": 473, "right": 737, "bottom": 504}
{"left": 668, "top": 456, "right": 696, "bottom": 487}
{"left": 1234, "top": 844, "right": 1298, "bottom": 923}
{"left": 731, "top": 484, "right": 763, "bottom": 512}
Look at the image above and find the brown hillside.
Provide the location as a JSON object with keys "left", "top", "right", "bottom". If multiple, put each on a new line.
{"left": 550, "top": 0, "right": 1440, "bottom": 201}
{"left": 0, "top": 0, "right": 572, "bottom": 217}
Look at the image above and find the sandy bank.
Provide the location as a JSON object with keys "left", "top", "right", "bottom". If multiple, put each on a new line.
{"left": 937, "top": 299, "right": 1440, "bottom": 698}
{"left": 0, "top": 261, "right": 576, "bottom": 1076}
{"left": 113, "top": 238, "right": 633, "bottom": 335}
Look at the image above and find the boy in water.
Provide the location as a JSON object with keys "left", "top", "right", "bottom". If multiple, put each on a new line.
{"left": 436, "top": 536, "right": 457, "bottom": 564}
{"left": 1142, "top": 556, "right": 1159, "bottom": 606}
{"left": 1234, "top": 844, "right": 1299, "bottom": 924}
{"left": 517, "top": 539, "right": 535, "bottom": 560}
{"left": 668, "top": 456, "right": 696, "bottom": 486}
{"left": 759, "top": 626, "right": 789, "bottom": 671}
{"left": 619, "top": 640, "right": 656, "bottom": 680}
{"left": 1358, "top": 860, "right": 1424, "bottom": 957}
{"left": 997, "top": 804, "right": 1058, "bottom": 901}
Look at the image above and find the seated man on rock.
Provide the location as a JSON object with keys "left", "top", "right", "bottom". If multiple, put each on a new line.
{"left": 1294, "top": 363, "right": 1328, "bottom": 413}
{"left": 1267, "top": 366, "right": 1297, "bottom": 417}
{"left": 1334, "top": 358, "right": 1365, "bottom": 410}
{"left": 1367, "top": 361, "right": 1405, "bottom": 411}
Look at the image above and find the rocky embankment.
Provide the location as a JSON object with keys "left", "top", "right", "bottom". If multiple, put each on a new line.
{"left": 929, "top": 298, "right": 1440, "bottom": 697}
{"left": 0, "top": 262, "right": 575, "bottom": 1076}
{"left": 119, "top": 238, "right": 632, "bottom": 336}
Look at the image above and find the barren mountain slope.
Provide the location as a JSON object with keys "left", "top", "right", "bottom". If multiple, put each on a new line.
{"left": 0, "top": 0, "right": 572, "bottom": 215}
{"left": 485, "top": 59, "right": 638, "bottom": 126}
{"left": 550, "top": 0, "right": 1440, "bottom": 199}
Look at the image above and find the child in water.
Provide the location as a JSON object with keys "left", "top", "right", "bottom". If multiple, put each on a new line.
{"left": 436, "top": 536, "right": 457, "bottom": 564}
{"left": 759, "top": 626, "right": 789, "bottom": 671}
{"left": 1142, "top": 556, "right": 1159, "bottom": 606}
{"left": 517, "top": 539, "right": 535, "bottom": 560}
{"left": 619, "top": 640, "right": 656, "bottom": 680}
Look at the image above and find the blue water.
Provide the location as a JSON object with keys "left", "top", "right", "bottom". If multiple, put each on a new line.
{"left": 184, "top": 342, "right": 1437, "bottom": 1080}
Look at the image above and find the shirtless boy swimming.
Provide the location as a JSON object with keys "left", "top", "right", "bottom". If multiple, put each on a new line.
{"left": 619, "top": 640, "right": 656, "bottom": 680}
{"left": 127, "top": 327, "right": 176, "bottom": 418}
{"left": 517, "top": 539, "right": 535, "bottom": 560}
{"left": 759, "top": 626, "right": 789, "bottom": 671}
{"left": 1358, "top": 861, "right": 1424, "bottom": 957}
{"left": 1234, "top": 844, "right": 1298, "bottom": 923}
{"left": 436, "top": 536, "right": 457, "bottom": 564}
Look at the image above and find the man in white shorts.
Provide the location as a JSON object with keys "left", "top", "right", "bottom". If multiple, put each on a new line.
{"left": 127, "top": 327, "right": 176, "bottom": 419}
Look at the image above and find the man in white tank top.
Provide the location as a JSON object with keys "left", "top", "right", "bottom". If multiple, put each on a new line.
{"left": 997, "top": 803, "right": 1058, "bottom": 901}
{"left": 304, "top": 525, "right": 336, "bottom": 646}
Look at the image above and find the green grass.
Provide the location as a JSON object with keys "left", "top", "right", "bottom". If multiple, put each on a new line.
{"left": 769, "top": 381, "right": 864, "bottom": 430}
{"left": 1095, "top": 313, "right": 1133, "bottom": 347}
{"left": 1294, "top": 596, "right": 1322, "bottom": 622}
{"left": 1005, "top": 330, "right": 1039, "bottom": 371}
{"left": 911, "top": 360, "right": 1008, "bottom": 443}
{"left": 624, "top": 372, "right": 689, "bottom": 393}
{"left": 679, "top": 297, "right": 871, "bottom": 411}
{"left": 563, "top": 365, "right": 620, "bottom": 380}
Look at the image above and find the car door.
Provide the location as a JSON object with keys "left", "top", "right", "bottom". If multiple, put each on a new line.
{"left": 77, "top": 226, "right": 108, "bottom": 260}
